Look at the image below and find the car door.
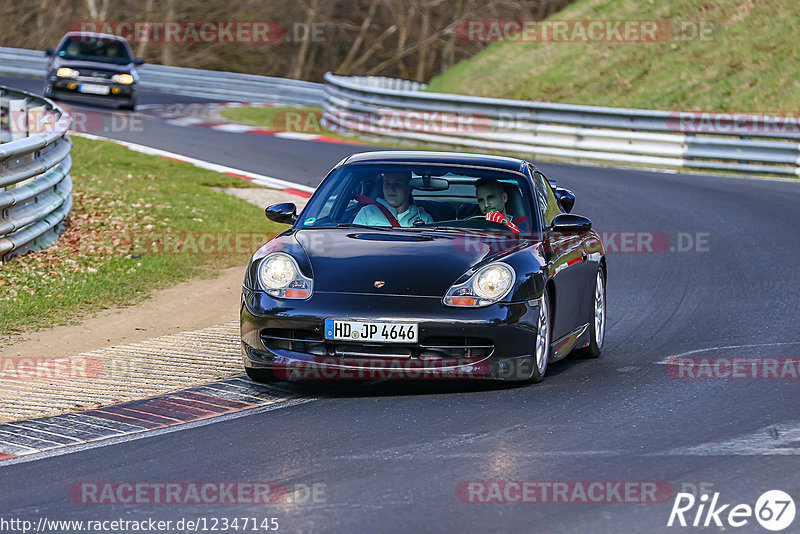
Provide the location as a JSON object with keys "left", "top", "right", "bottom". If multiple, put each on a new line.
{"left": 530, "top": 167, "right": 588, "bottom": 340}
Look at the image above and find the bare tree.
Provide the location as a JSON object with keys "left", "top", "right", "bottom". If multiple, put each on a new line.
{"left": 84, "top": 0, "right": 108, "bottom": 20}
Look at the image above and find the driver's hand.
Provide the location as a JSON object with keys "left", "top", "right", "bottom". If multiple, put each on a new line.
{"left": 485, "top": 211, "right": 519, "bottom": 234}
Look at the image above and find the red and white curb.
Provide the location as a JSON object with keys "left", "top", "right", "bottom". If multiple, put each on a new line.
{"left": 70, "top": 132, "right": 315, "bottom": 198}
{"left": 0, "top": 377, "right": 314, "bottom": 465}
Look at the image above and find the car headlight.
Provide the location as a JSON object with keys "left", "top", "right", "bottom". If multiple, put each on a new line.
{"left": 444, "top": 262, "right": 515, "bottom": 307}
{"left": 57, "top": 67, "right": 78, "bottom": 78}
{"left": 113, "top": 73, "right": 134, "bottom": 85}
{"left": 258, "top": 253, "right": 313, "bottom": 299}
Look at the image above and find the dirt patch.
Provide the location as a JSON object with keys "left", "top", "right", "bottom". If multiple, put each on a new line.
{"left": 721, "top": 0, "right": 757, "bottom": 27}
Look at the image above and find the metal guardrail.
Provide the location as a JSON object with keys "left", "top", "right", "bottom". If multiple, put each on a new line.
{"left": 0, "top": 85, "right": 72, "bottom": 262}
{"left": 0, "top": 46, "right": 324, "bottom": 106}
{"left": 323, "top": 74, "right": 800, "bottom": 176}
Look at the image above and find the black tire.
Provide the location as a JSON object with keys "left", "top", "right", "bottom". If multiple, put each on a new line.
{"left": 245, "top": 366, "right": 279, "bottom": 383}
{"left": 43, "top": 84, "right": 55, "bottom": 99}
{"left": 576, "top": 267, "right": 606, "bottom": 359}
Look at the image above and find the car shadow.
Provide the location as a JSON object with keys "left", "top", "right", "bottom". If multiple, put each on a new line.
{"left": 249, "top": 356, "right": 580, "bottom": 399}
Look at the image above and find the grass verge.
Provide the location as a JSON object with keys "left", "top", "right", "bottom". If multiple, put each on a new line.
{"left": 0, "top": 135, "right": 282, "bottom": 338}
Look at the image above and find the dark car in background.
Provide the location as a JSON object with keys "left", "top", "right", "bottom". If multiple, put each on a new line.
{"left": 44, "top": 32, "right": 143, "bottom": 110}
{"left": 241, "top": 151, "right": 607, "bottom": 385}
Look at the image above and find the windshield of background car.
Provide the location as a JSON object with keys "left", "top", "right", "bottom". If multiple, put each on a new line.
{"left": 297, "top": 163, "right": 539, "bottom": 235}
{"left": 58, "top": 36, "right": 132, "bottom": 64}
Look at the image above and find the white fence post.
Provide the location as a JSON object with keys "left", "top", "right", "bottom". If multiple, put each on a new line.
{"left": 9, "top": 99, "right": 27, "bottom": 141}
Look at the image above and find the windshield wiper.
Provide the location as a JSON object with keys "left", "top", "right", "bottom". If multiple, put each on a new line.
{"left": 428, "top": 226, "right": 497, "bottom": 235}
{"left": 335, "top": 223, "right": 392, "bottom": 231}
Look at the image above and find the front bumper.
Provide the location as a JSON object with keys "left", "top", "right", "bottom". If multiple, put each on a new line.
{"left": 49, "top": 77, "right": 136, "bottom": 100}
{"left": 241, "top": 289, "right": 540, "bottom": 381}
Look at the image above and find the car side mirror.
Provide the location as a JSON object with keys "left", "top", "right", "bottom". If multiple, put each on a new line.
{"left": 133, "top": 58, "right": 145, "bottom": 65}
{"left": 45, "top": 49, "right": 55, "bottom": 57}
{"left": 551, "top": 213, "right": 591, "bottom": 232}
{"left": 266, "top": 202, "right": 297, "bottom": 225}
{"left": 554, "top": 187, "right": 575, "bottom": 213}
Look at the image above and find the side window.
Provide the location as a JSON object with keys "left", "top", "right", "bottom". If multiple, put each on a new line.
{"left": 531, "top": 169, "right": 563, "bottom": 226}
{"left": 530, "top": 168, "right": 549, "bottom": 222}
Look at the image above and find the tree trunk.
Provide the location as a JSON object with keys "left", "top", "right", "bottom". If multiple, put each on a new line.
{"left": 414, "top": 5, "right": 430, "bottom": 81}
{"left": 336, "top": 0, "right": 379, "bottom": 74}
{"left": 291, "top": 0, "right": 318, "bottom": 79}
{"left": 161, "top": 0, "right": 175, "bottom": 65}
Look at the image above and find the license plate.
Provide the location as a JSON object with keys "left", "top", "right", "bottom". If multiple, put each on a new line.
{"left": 79, "top": 84, "right": 110, "bottom": 95}
{"left": 325, "top": 319, "right": 418, "bottom": 343}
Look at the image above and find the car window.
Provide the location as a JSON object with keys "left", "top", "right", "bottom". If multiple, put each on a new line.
{"left": 531, "top": 169, "right": 563, "bottom": 226}
{"left": 297, "top": 163, "right": 537, "bottom": 234}
{"left": 58, "top": 36, "right": 132, "bottom": 64}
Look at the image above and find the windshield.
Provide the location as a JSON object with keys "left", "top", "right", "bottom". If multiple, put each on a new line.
{"left": 298, "top": 162, "right": 539, "bottom": 235}
{"left": 58, "top": 36, "right": 132, "bottom": 64}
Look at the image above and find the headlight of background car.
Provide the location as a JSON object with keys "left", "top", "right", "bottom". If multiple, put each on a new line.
{"left": 56, "top": 67, "right": 79, "bottom": 78}
{"left": 112, "top": 73, "right": 134, "bottom": 85}
{"left": 443, "top": 262, "right": 515, "bottom": 307}
{"left": 258, "top": 252, "right": 313, "bottom": 299}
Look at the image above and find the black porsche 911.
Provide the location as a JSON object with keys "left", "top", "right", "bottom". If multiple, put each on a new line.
{"left": 241, "top": 151, "right": 606, "bottom": 383}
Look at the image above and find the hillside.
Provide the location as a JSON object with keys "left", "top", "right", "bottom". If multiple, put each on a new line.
{"left": 427, "top": 0, "right": 800, "bottom": 113}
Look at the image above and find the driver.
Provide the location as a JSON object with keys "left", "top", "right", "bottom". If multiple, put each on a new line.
{"left": 475, "top": 178, "right": 524, "bottom": 233}
{"left": 353, "top": 171, "right": 432, "bottom": 227}
{"left": 476, "top": 178, "right": 513, "bottom": 219}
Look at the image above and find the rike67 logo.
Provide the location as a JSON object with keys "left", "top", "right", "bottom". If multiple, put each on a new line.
{"left": 668, "top": 490, "right": 795, "bottom": 531}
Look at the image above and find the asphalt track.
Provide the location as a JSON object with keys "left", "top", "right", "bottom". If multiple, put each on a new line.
{"left": 2, "top": 74, "right": 800, "bottom": 533}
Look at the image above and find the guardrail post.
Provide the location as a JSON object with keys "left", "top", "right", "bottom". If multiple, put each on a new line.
{"left": 27, "top": 105, "right": 45, "bottom": 135}
{"left": 9, "top": 99, "right": 27, "bottom": 142}
{"left": 7, "top": 99, "right": 29, "bottom": 190}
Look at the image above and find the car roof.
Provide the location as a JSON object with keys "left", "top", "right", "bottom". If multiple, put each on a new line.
{"left": 62, "top": 31, "right": 129, "bottom": 43}
{"left": 341, "top": 151, "right": 529, "bottom": 173}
